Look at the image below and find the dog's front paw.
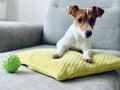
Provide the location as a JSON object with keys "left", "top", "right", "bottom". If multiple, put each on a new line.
{"left": 83, "top": 58, "right": 92, "bottom": 63}
{"left": 52, "top": 54, "right": 60, "bottom": 59}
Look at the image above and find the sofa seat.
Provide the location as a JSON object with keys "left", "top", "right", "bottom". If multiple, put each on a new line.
{"left": 0, "top": 0, "right": 120, "bottom": 89}
{"left": 0, "top": 45, "right": 119, "bottom": 90}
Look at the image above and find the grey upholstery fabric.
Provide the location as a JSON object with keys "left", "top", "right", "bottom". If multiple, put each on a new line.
{"left": 44, "top": 0, "right": 120, "bottom": 50}
{"left": 92, "top": 7, "right": 120, "bottom": 50}
{"left": 0, "top": 21, "right": 43, "bottom": 52}
{"left": 1, "top": 44, "right": 119, "bottom": 57}
{"left": 0, "top": 45, "right": 119, "bottom": 90}
{"left": 0, "top": 0, "right": 119, "bottom": 90}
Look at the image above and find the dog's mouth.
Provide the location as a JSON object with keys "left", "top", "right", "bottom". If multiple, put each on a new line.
{"left": 84, "top": 35, "right": 92, "bottom": 39}
{"left": 82, "top": 36, "right": 91, "bottom": 39}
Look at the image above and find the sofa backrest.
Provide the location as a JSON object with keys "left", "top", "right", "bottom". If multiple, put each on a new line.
{"left": 0, "top": 22, "right": 43, "bottom": 52}
{"left": 43, "top": 0, "right": 120, "bottom": 51}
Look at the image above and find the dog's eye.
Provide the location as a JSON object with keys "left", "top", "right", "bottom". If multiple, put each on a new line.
{"left": 78, "top": 18, "right": 82, "bottom": 23}
{"left": 90, "top": 18, "right": 95, "bottom": 23}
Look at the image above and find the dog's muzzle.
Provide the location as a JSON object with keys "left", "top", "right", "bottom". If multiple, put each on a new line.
{"left": 85, "top": 30, "right": 92, "bottom": 38}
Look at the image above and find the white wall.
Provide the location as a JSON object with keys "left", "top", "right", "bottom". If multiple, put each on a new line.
{"left": 0, "top": 0, "right": 7, "bottom": 19}
{"left": 7, "top": 0, "right": 17, "bottom": 20}
{"left": 7, "top": 0, "right": 51, "bottom": 25}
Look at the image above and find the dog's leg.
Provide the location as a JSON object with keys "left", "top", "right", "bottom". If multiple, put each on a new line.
{"left": 83, "top": 50, "right": 92, "bottom": 63}
{"left": 52, "top": 45, "right": 67, "bottom": 59}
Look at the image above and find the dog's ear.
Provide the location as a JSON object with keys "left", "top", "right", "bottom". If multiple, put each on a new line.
{"left": 92, "top": 6, "right": 104, "bottom": 18}
{"left": 66, "top": 5, "right": 79, "bottom": 17}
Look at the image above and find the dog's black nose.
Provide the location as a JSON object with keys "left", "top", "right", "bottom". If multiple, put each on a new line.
{"left": 85, "top": 30, "right": 92, "bottom": 38}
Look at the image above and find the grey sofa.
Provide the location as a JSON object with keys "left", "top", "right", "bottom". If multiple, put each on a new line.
{"left": 0, "top": 0, "right": 120, "bottom": 90}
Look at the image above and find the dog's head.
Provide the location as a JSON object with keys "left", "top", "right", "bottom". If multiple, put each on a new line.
{"left": 66, "top": 5, "right": 104, "bottom": 39}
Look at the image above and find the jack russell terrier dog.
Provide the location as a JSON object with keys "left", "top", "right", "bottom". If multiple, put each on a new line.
{"left": 53, "top": 5, "right": 104, "bottom": 63}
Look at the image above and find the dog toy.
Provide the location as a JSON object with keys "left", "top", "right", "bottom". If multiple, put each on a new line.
{"left": 2, "top": 54, "right": 21, "bottom": 73}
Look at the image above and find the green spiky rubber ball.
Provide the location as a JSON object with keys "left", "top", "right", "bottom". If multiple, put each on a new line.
{"left": 2, "top": 54, "right": 21, "bottom": 73}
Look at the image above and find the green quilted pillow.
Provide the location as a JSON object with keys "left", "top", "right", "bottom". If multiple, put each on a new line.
{"left": 17, "top": 48, "right": 120, "bottom": 80}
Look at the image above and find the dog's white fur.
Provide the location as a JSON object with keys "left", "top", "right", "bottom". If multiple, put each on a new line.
{"left": 54, "top": 23, "right": 92, "bottom": 61}
{"left": 53, "top": 6, "right": 104, "bottom": 63}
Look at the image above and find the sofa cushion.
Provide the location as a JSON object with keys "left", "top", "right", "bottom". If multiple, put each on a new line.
{"left": 43, "top": 0, "right": 120, "bottom": 51}
{"left": 0, "top": 45, "right": 119, "bottom": 90}
{"left": 17, "top": 48, "right": 120, "bottom": 80}
{"left": 0, "top": 21, "right": 43, "bottom": 52}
